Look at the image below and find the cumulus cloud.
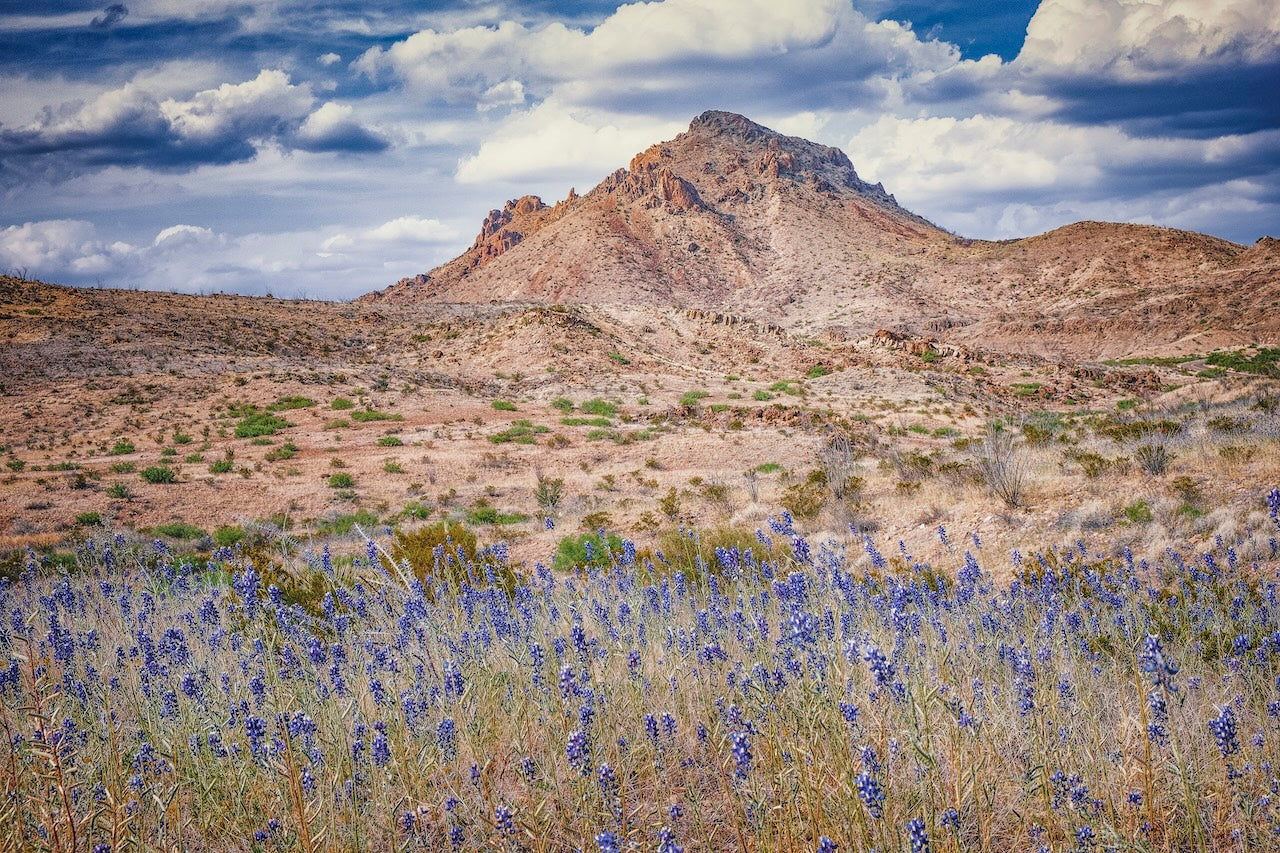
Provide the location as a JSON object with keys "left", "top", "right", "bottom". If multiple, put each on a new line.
{"left": 320, "top": 215, "right": 455, "bottom": 254}
{"left": 456, "top": 102, "right": 684, "bottom": 185}
{"left": 1019, "top": 0, "right": 1280, "bottom": 79}
{"left": 0, "top": 69, "right": 389, "bottom": 181}
{"left": 847, "top": 114, "right": 1280, "bottom": 237}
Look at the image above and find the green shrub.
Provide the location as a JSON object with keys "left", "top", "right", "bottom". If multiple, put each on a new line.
{"left": 492, "top": 400, "right": 517, "bottom": 411}
{"left": 679, "top": 390, "right": 710, "bottom": 407}
{"left": 269, "top": 395, "right": 316, "bottom": 411}
{"left": 551, "top": 397, "right": 574, "bottom": 412}
{"left": 184, "top": 453, "right": 204, "bottom": 463}
{"left": 74, "top": 511, "right": 102, "bottom": 526}
{"left": 553, "top": 531, "right": 624, "bottom": 571}
{"left": 328, "top": 472, "right": 355, "bottom": 488}
{"left": 752, "top": 390, "right": 774, "bottom": 401}
{"left": 212, "top": 525, "right": 245, "bottom": 547}
{"left": 383, "top": 460, "right": 404, "bottom": 474}
{"left": 235, "top": 412, "right": 289, "bottom": 438}
{"left": 1122, "top": 500, "right": 1153, "bottom": 524}
{"left": 607, "top": 351, "right": 630, "bottom": 365}
{"left": 109, "top": 440, "right": 135, "bottom": 455}
{"left": 5, "top": 458, "right": 24, "bottom": 472}
{"left": 172, "top": 433, "right": 193, "bottom": 445}
{"left": 109, "top": 461, "right": 136, "bottom": 473}
{"left": 209, "top": 458, "right": 234, "bottom": 474}
{"left": 806, "top": 365, "right": 829, "bottom": 378}
{"left": 106, "top": 483, "right": 132, "bottom": 499}
{"left": 140, "top": 465, "right": 177, "bottom": 484}
{"left": 331, "top": 397, "right": 355, "bottom": 410}
{"left": 755, "top": 462, "right": 782, "bottom": 474}
{"left": 581, "top": 398, "right": 617, "bottom": 417}
{"left": 378, "top": 436, "right": 404, "bottom": 446}
{"left": 152, "top": 521, "right": 205, "bottom": 540}
{"left": 324, "top": 419, "right": 350, "bottom": 429}
{"left": 264, "top": 442, "right": 298, "bottom": 462}
{"left": 466, "top": 503, "right": 529, "bottom": 525}
{"left": 351, "top": 409, "right": 402, "bottom": 423}
{"left": 310, "top": 510, "right": 379, "bottom": 537}
{"left": 490, "top": 420, "right": 549, "bottom": 444}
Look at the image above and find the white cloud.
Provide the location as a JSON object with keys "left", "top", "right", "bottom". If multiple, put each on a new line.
{"left": 455, "top": 102, "right": 684, "bottom": 185}
{"left": 318, "top": 52, "right": 341, "bottom": 66}
{"left": 160, "top": 69, "right": 312, "bottom": 143}
{"left": 1019, "top": 0, "right": 1280, "bottom": 79}
{"left": 321, "top": 215, "right": 456, "bottom": 253}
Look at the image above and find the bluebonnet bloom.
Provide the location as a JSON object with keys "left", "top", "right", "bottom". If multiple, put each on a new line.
{"left": 817, "top": 837, "right": 838, "bottom": 853}
{"left": 941, "top": 808, "right": 960, "bottom": 831}
{"left": 1209, "top": 706, "right": 1240, "bottom": 758}
{"left": 495, "top": 804, "right": 515, "bottom": 835}
{"left": 437, "top": 717, "right": 457, "bottom": 761}
{"left": 595, "top": 830, "right": 619, "bottom": 853}
{"left": 567, "top": 729, "right": 591, "bottom": 775}
{"left": 906, "top": 817, "right": 929, "bottom": 853}
{"left": 371, "top": 723, "right": 390, "bottom": 767}
{"left": 657, "top": 826, "right": 683, "bottom": 853}
{"left": 855, "top": 772, "right": 885, "bottom": 818}
{"left": 730, "top": 731, "right": 752, "bottom": 780}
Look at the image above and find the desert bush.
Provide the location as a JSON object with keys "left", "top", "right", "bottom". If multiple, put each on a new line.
{"left": 535, "top": 470, "right": 565, "bottom": 514}
{"left": 108, "top": 439, "right": 135, "bottom": 455}
{"left": 1135, "top": 441, "right": 1173, "bottom": 475}
{"left": 351, "top": 409, "right": 402, "bottom": 423}
{"left": 140, "top": 465, "right": 177, "bottom": 484}
{"left": 152, "top": 521, "right": 206, "bottom": 540}
{"left": 377, "top": 436, "right": 404, "bottom": 446}
{"left": 781, "top": 469, "right": 827, "bottom": 520}
{"left": 235, "top": 412, "right": 289, "bottom": 438}
{"left": 974, "top": 424, "right": 1028, "bottom": 507}
{"left": 330, "top": 396, "right": 355, "bottom": 410}
{"left": 492, "top": 400, "right": 517, "bottom": 411}
{"left": 327, "top": 472, "right": 355, "bottom": 488}
{"left": 581, "top": 398, "right": 617, "bottom": 417}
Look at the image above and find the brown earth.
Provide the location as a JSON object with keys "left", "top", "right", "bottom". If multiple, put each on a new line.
{"left": 2, "top": 272, "right": 1278, "bottom": 575}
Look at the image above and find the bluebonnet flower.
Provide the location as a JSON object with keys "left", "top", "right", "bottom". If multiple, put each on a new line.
{"left": 657, "top": 826, "right": 683, "bottom": 853}
{"left": 494, "top": 804, "right": 515, "bottom": 835}
{"left": 437, "top": 717, "right": 457, "bottom": 761}
{"left": 941, "top": 808, "right": 960, "bottom": 831}
{"left": 595, "top": 830, "right": 619, "bottom": 853}
{"left": 1209, "top": 706, "right": 1240, "bottom": 758}
{"left": 1138, "top": 635, "right": 1178, "bottom": 692}
{"left": 372, "top": 723, "right": 390, "bottom": 767}
{"left": 855, "top": 772, "right": 885, "bottom": 818}
{"left": 567, "top": 728, "right": 591, "bottom": 775}
{"left": 906, "top": 817, "right": 929, "bottom": 853}
{"left": 730, "top": 731, "right": 752, "bottom": 780}
{"left": 817, "top": 837, "right": 838, "bottom": 853}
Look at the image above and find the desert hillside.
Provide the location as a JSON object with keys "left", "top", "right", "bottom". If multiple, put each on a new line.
{"left": 365, "top": 111, "right": 1280, "bottom": 359}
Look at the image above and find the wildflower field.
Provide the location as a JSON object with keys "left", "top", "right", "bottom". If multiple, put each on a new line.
{"left": 4, "top": 495, "right": 1280, "bottom": 853}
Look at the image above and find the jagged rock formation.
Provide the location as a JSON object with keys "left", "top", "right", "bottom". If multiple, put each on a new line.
{"left": 364, "top": 111, "right": 1279, "bottom": 358}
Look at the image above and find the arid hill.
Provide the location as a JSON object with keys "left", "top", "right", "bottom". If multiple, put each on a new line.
{"left": 364, "top": 111, "right": 1279, "bottom": 359}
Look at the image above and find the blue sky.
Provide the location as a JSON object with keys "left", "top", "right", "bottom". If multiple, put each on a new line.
{"left": 1, "top": 0, "right": 1276, "bottom": 299}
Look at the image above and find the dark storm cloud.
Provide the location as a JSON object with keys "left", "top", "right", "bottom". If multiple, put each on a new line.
{"left": 90, "top": 4, "right": 128, "bottom": 28}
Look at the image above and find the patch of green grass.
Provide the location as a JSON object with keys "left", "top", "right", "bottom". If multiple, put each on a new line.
{"left": 209, "top": 458, "right": 233, "bottom": 474}
{"left": 268, "top": 395, "right": 316, "bottom": 411}
{"left": 581, "top": 398, "right": 617, "bottom": 417}
{"left": 1204, "top": 347, "right": 1280, "bottom": 376}
{"left": 806, "top": 365, "right": 829, "bottom": 378}
{"left": 212, "top": 525, "right": 245, "bottom": 547}
{"left": 172, "top": 433, "right": 193, "bottom": 445}
{"left": 74, "top": 511, "right": 102, "bottom": 526}
{"left": 466, "top": 505, "right": 530, "bottom": 525}
{"left": 383, "top": 460, "right": 405, "bottom": 474}
{"left": 5, "top": 458, "right": 25, "bottom": 472}
{"left": 109, "top": 461, "right": 136, "bottom": 474}
{"left": 106, "top": 483, "right": 132, "bottom": 499}
{"left": 264, "top": 441, "right": 298, "bottom": 462}
{"left": 769, "top": 381, "right": 801, "bottom": 396}
{"left": 140, "top": 465, "right": 177, "bottom": 484}
{"left": 152, "top": 521, "right": 205, "bottom": 540}
{"left": 679, "top": 390, "right": 710, "bottom": 406}
{"left": 330, "top": 397, "right": 355, "bottom": 410}
{"left": 1122, "top": 500, "right": 1153, "bottom": 524}
{"left": 551, "top": 397, "right": 574, "bottom": 412}
{"left": 184, "top": 453, "right": 204, "bottom": 463}
{"left": 310, "top": 510, "right": 380, "bottom": 537}
{"left": 607, "top": 351, "right": 630, "bottom": 365}
{"left": 490, "top": 420, "right": 549, "bottom": 444}
{"left": 1011, "top": 383, "right": 1042, "bottom": 397}
{"left": 752, "top": 390, "right": 774, "bottom": 401}
{"left": 324, "top": 419, "right": 350, "bottom": 430}
{"left": 561, "top": 417, "right": 613, "bottom": 427}
{"left": 755, "top": 462, "right": 782, "bottom": 474}
{"left": 327, "top": 472, "right": 355, "bottom": 488}
{"left": 377, "top": 436, "right": 404, "bottom": 446}
{"left": 235, "top": 412, "right": 289, "bottom": 438}
{"left": 492, "top": 400, "right": 517, "bottom": 411}
{"left": 108, "top": 440, "right": 135, "bottom": 455}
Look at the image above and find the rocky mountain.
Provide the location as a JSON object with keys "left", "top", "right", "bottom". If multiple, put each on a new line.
{"left": 364, "top": 111, "right": 1279, "bottom": 358}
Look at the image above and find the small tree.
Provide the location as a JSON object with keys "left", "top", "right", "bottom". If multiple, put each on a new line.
{"left": 534, "top": 468, "right": 565, "bottom": 515}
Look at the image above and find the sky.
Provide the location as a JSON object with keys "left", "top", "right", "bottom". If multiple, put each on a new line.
{"left": 1, "top": 0, "right": 1277, "bottom": 300}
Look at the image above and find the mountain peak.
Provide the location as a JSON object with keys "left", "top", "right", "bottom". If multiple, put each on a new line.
{"left": 687, "top": 110, "right": 777, "bottom": 142}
